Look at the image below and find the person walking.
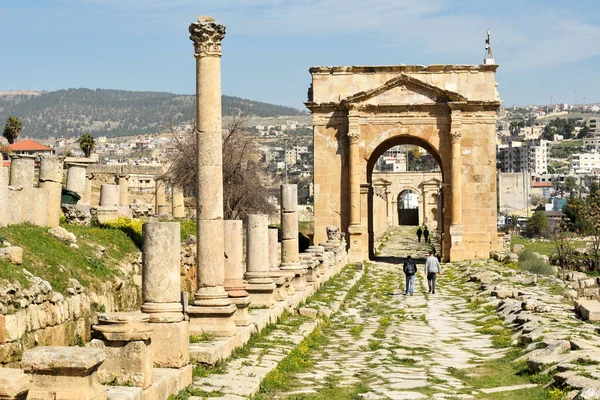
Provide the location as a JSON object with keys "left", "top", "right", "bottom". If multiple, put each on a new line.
{"left": 423, "top": 226, "right": 430, "bottom": 243}
{"left": 416, "top": 227, "right": 423, "bottom": 243}
{"left": 425, "top": 250, "right": 440, "bottom": 294}
{"left": 403, "top": 255, "right": 417, "bottom": 296}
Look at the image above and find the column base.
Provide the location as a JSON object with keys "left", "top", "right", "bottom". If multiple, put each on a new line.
{"left": 230, "top": 295, "right": 252, "bottom": 326}
{"left": 280, "top": 263, "right": 307, "bottom": 292}
{"left": 150, "top": 320, "right": 190, "bottom": 368}
{"left": 245, "top": 282, "right": 277, "bottom": 308}
{"left": 348, "top": 224, "right": 364, "bottom": 263}
{"left": 187, "top": 304, "right": 237, "bottom": 337}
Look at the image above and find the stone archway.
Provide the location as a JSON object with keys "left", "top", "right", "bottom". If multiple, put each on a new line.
{"left": 307, "top": 65, "right": 501, "bottom": 262}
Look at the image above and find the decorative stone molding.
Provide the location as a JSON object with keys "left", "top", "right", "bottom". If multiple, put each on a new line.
{"left": 189, "top": 16, "right": 226, "bottom": 57}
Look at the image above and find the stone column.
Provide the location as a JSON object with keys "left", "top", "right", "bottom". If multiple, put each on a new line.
{"left": 279, "top": 184, "right": 307, "bottom": 292}
{"left": 21, "top": 346, "right": 106, "bottom": 400}
{"left": 187, "top": 15, "right": 236, "bottom": 337}
{"left": 268, "top": 228, "right": 279, "bottom": 271}
{"left": 391, "top": 199, "right": 398, "bottom": 225}
{"left": 83, "top": 174, "right": 93, "bottom": 205}
{"left": 141, "top": 222, "right": 189, "bottom": 368}
{"left": 347, "top": 109, "right": 363, "bottom": 262}
{"left": 172, "top": 185, "right": 185, "bottom": 218}
{"left": 224, "top": 220, "right": 251, "bottom": 326}
{"left": 269, "top": 227, "right": 294, "bottom": 299}
{"left": 99, "top": 184, "right": 119, "bottom": 206}
{"left": 449, "top": 107, "right": 464, "bottom": 255}
{"left": 39, "top": 155, "right": 64, "bottom": 227}
{"left": 9, "top": 154, "right": 35, "bottom": 188}
{"left": 0, "top": 167, "right": 9, "bottom": 227}
{"left": 66, "top": 163, "right": 87, "bottom": 201}
{"left": 154, "top": 178, "right": 166, "bottom": 214}
{"left": 118, "top": 174, "right": 129, "bottom": 207}
{"left": 244, "top": 214, "right": 276, "bottom": 307}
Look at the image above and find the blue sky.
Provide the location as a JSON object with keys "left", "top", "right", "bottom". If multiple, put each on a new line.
{"left": 1, "top": 0, "right": 600, "bottom": 109}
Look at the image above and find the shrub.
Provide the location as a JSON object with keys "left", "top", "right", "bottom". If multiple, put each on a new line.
{"left": 102, "top": 217, "right": 143, "bottom": 247}
{"left": 518, "top": 250, "right": 554, "bottom": 275}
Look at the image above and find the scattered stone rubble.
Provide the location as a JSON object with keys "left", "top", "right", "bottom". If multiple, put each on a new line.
{"left": 466, "top": 257, "right": 600, "bottom": 399}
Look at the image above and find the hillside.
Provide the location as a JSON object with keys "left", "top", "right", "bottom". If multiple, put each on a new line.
{"left": 0, "top": 88, "right": 306, "bottom": 139}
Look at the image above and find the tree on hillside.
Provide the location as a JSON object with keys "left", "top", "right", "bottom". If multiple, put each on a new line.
{"left": 167, "top": 113, "right": 275, "bottom": 220}
{"left": 78, "top": 133, "right": 96, "bottom": 157}
{"left": 565, "top": 176, "right": 577, "bottom": 196}
{"left": 3, "top": 116, "right": 23, "bottom": 144}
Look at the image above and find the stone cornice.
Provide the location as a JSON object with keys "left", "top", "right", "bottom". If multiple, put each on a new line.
{"left": 305, "top": 101, "right": 500, "bottom": 114}
{"left": 189, "top": 16, "right": 226, "bottom": 57}
{"left": 309, "top": 64, "right": 499, "bottom": 75}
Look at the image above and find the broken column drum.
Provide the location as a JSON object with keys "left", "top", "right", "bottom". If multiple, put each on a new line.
{"left": 279, "top": 184, "right": 307, "bottom": 291}
{"left": 8, "top": 155, "right": 35, "bottom": 188}
{"left": 186, "top": 15, "right": 237, "bottom": 337}
{"left": 99, "top": 184, "right": 120, "bottom": 207}
{"left": 65, "top": 163, "right": 87, "bottom": 200}
{"left": 141, "top": 222, "right": 189, "bottom": 368}
{"left": 224, "top": 220, "right": 251, "bottom": 326}
{"left": 172, "top": 185, "right": 185, "bottom": 218}
{"left": 39, "top": 155, "right": 64, "bottom": 227}
{"left": 118, "top": 174, "right": 129, "bottom": 207}
{"left": 244, "top": 214, "right": 276, "bottom": 307}
{"left": 269, "top": 227, "right": 294, "bottom": 299}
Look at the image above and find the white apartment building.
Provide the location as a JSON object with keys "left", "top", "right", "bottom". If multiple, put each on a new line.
{"left": 584, "top": 137, "right": 600, "bottom": 152}
{"left": 570, "top": 153, "right": 600, "bottom": 174}
{"left": 497, "top": 139, "right": 548, "bottom": 174}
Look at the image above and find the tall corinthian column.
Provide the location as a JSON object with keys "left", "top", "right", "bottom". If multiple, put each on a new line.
{"left": 449, "top": 106, "right": 464, "bottom": 260}
{"left": 347, "top": 109, "right": 363, "bottom": 262}
{"left": 187, "top": 15, "right": 236, "bottom": 337}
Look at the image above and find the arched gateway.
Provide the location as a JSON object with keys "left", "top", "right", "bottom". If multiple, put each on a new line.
{"left": 306, "top": 65, "right": 502, "bottom": 262}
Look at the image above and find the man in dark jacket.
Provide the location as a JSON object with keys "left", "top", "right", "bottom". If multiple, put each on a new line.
{"left": 423, "top": 226, "right": 430, "bottom": 243}
{"left": 403, "top": 256, "right": 417, "bottom": 296}
{"left": 416, "top": 227, "right": 423, "bottom": 243}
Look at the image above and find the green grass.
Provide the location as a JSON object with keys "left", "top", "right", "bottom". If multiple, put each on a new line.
{"left": 0, "top": 224, "right": 138, "bottom": 293}
{"left": 510, "top": 236, "right": 587, "bottom": 258}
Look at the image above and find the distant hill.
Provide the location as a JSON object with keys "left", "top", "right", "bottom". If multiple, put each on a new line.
{"left": 0, "top": 88, "right": 306, "bottom": 139}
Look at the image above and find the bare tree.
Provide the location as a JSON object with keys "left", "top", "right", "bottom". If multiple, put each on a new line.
{"left": 166, "top": 113, "right": 275, "bottom": 220}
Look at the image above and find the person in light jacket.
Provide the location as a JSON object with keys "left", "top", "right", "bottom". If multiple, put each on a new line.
{"left": 425, "top": 250, "right": 440, "bottom": 294}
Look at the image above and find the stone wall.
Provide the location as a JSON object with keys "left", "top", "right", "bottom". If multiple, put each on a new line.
{"left": 0, "top": 255, "right": 142, "bottom": 366}
{"left": 0, "top": 164, "right": 50, "bottom": 228}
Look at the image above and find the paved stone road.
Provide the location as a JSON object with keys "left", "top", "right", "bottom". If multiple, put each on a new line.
{"left": 276, "top": 227, "right": 507, "bottom": 399}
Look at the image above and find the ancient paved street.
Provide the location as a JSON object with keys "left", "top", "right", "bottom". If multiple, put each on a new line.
{"left": 265, "top": 227, "right": 508, "bottom": 399}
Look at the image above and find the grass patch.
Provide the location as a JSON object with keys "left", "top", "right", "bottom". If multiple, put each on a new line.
{"left": 0, "top": 224, "right": 138, "bottom": 293}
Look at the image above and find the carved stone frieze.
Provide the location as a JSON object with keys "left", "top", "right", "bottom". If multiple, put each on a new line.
{"left": 189, "top": 16, "right": 226, "bottom": 57}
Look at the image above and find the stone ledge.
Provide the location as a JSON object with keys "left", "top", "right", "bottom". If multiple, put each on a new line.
{"left": 106, "top": 365, "right": 192, "bottom": 400}
{"left": 189, "top": 285, "right": 316, "bottom": 365}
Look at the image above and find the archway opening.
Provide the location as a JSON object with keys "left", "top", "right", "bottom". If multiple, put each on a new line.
{"left": 398, "top": 189, "right": 419, "bottom": 226}
{"left": 368, "top": 138, "right": 445, "bottom": 260}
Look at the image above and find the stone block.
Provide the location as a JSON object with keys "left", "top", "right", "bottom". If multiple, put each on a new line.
{"left": 0, "top": 247, "right": 22, "bottom": 265}
{"left": 91, "top": 339, "right": 154, "bottom": 389}
{"left": 575, "top": 299, "right": 600, "bottom": 321}
{"left": 150, "top": 321, "right": 190, "bottom": 368}
{"left": 0, "top": 368, "right": 29, "bottom": 400}
{"left": 21, "top": 346, "right": 106, "bottom": 400}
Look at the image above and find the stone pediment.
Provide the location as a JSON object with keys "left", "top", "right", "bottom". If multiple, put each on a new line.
{"left": 341, "top": 73, "right": 467, "bottom": 107}
{"left": 372, "top": 178, "right": 392, "bottom": 186}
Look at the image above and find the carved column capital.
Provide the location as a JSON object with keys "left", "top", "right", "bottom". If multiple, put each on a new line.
{"left": 348, "top": 132, "right": 361, "bottom": 145}
{"left": 450, "top": 108, "right": 462, "bottom": 144}
{"left": 450, "top": 130, "right": 463, "bottom": 144}
{"left": 347, "top": 109, "right": 360, "bottom": 145}
{"left": 189, "top": 16, "right": 226, "bottom": 57}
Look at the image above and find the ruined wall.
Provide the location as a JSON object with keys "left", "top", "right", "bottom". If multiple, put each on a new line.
{"left": 0, "top": 255, "right": 142, "bottom": 366}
